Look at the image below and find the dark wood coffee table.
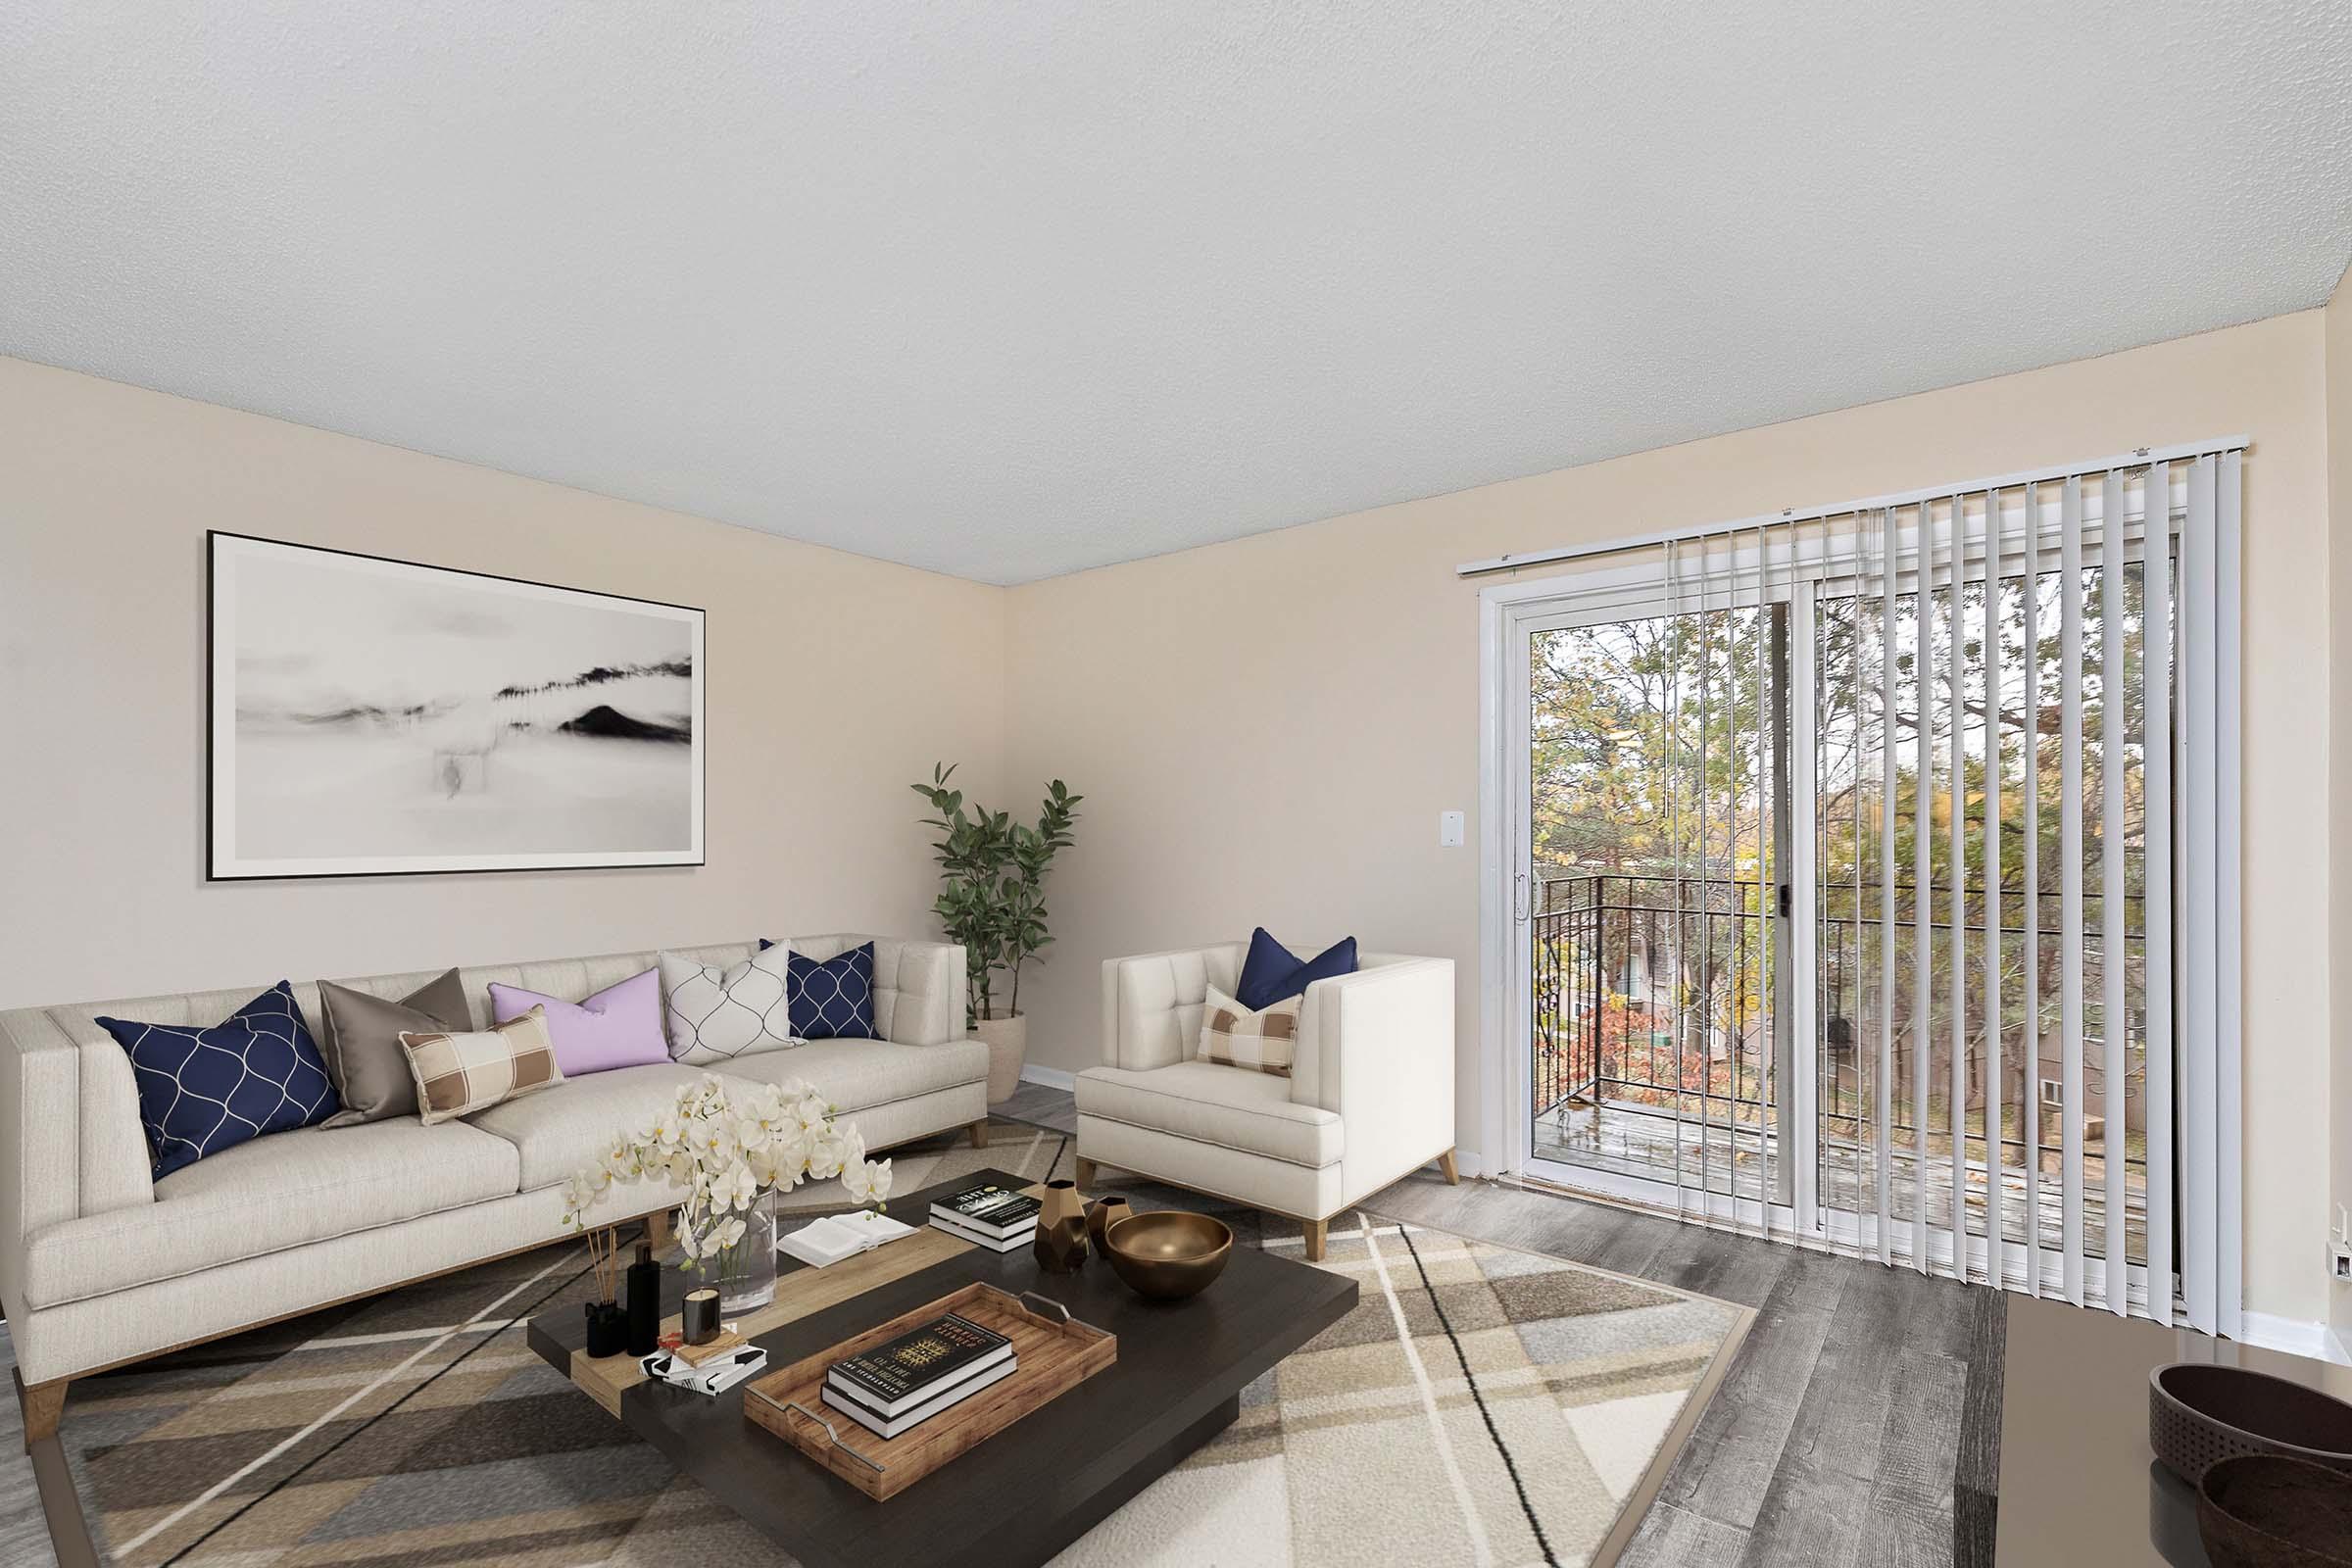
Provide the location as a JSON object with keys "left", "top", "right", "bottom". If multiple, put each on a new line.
{"left": 526, "top": 1168, "right": 1357, "bottom": 1568}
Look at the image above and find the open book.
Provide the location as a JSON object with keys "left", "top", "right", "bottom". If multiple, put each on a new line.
{"left": 779, "top": 1209, "right": 918, "bottom": 1268}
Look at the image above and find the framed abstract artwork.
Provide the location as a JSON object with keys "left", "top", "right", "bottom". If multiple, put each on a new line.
{"left": 207, "top": 531, "right": 705, "bottom": 879}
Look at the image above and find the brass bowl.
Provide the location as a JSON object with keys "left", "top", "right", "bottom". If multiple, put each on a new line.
{"left": 1102, "top": 1211, "right": 1233, "bottom": 1300}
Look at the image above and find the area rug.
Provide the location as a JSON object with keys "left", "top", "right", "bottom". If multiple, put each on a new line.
{"left": 55, "top": 1117, "right": 1747, "bottom": 1568}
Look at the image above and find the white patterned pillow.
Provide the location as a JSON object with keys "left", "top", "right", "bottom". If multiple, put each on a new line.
{"left": 659, "top": 948, "right": 799, "bottom": 1064}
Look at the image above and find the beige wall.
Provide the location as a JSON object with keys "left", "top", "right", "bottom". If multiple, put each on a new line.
{"left": 0, "top": 357, "right": 1006, "bottom": 1006}
{"left": 1004, "top": 310, "right": 2335, "bottom": 1327}
{"left": 4, "top": 311, "right": 2341, "bottom": 1329}
{"left": 2329, "top": 264, "right": 2352, "bottom": 1348}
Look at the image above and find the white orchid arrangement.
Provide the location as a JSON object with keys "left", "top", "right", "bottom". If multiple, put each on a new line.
{"left": 561, "top": 1073, "right": 893, "bottom": 1274}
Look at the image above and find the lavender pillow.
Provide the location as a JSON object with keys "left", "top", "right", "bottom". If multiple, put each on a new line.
{"left": 489, "top": 968, "right": 667, "bottom": 1077}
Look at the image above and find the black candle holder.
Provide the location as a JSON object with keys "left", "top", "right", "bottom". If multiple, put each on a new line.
{"left": 682, "top": 1286, "right": 722, "bottom": 1345}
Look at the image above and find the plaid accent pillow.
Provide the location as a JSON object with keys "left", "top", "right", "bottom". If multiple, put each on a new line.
{"left": 399, "top": 1006, "right": 565, "bottom": 1126}
{"left": 1195, "top": 985, "right": 1302, "bottom": 1077}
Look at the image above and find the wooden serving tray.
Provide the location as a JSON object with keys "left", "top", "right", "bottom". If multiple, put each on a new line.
{"left": 743, "top": 1282, "right": 1116, "bottom": 1500}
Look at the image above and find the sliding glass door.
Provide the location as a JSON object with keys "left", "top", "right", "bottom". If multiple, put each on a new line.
{"left": 1489, "top": 451, "right": 2239, "bottom": 1328}
{"left": 1516, "top": 593, "right": 1792, "bottom": 1232}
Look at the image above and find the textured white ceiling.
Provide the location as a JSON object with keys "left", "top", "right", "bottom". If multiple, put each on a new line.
{"left": 4, "top": 4, "right": 2349, "bottom": 584}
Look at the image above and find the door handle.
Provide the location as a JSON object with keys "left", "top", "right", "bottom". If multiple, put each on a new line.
{"left": 1514, "top": 872, "right": 1530, "bottom": 923}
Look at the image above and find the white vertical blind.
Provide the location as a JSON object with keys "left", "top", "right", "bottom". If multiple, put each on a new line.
{"left": 2021, "top": 480, "right": 2043, "bottom": 1299}
{"left": 2100, "top": 469, "right": 2129, "bottom": 1314}
{"left": 2183, "top": 456, "right": 2219, "bottom": 1331}
{"left": 1875, "top": 508, "right": 1898, "bottom": 1269}
{"left": 2060, "top": 475, "right": 2088, "bottom": 1306}
{"left": 2144, "top": 464, "right": 2177, "bottom": 1327}
{"left": 1983, "top": 491, "right": 2004, "bottom": 1289}
{"left": 1495, "top": 437, "right": 2241, "bottom": 1330}
{"left": 1947, "top": 496, "right": 1969, "bottom": 1278}
{"left": 2215, "top": 453, "right": 2245, "bottom": 1342}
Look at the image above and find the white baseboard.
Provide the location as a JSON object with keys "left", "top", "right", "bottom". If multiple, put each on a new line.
{"left": 1017, "top": 1062, "right": 1076, "bottom": 1093}
{"left": 1452, "top": 1150, "right": 1487, "bottom": 1180}
{"left": 2238, "top": 1310, "right": 2352, "bottom": 1365}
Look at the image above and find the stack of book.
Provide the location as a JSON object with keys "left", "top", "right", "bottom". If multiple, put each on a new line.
{"left": 820, "top": 1311, "right": 1016, "bottom": 1439}
{"left": 928, "top": 1182, "right": 1041, "bottom": 1253}
{"left": 640, "top": 1343, "right": 769, "bottom": 1396}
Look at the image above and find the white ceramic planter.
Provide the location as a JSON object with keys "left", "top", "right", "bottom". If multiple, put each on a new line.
{"left": 973, "top": 1011, "right": 1027, "bottom": 1104}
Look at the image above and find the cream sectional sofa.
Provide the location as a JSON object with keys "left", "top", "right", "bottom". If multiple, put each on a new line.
{"left": 0, "top": 933, "right": 987, "bottom": 1444}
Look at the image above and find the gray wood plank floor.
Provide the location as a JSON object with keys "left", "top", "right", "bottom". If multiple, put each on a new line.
{"left": 1013, "top": 1079, "right": 1995, "bottom": 1568}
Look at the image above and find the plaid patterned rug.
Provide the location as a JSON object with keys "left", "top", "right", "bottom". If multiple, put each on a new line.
{"left": 59, "top": 1114, "right": 1747, "bottom": 1568}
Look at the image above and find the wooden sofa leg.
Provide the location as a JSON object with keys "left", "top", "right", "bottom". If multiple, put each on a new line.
{"left": 968, "top": 1120, "right": 989, "bottom": 1150}
{"left": 642, "top": 1208, "right": 672, "bottom": 1251}
{"left": 15, "top": 1371, "right": 65, "bottom": 1449}
{"left": 1300, "top": 1218, "right": 1328, "bottom": 1263}
{"left": 1439, "top": 1150, "right": 1460, "bottom": 1185}
{"left": 1074, "top": 1156, "right": 1099, "bottom": 1188}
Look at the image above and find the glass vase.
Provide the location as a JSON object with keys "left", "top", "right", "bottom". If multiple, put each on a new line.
{"left": 711, "top": 1188, "right": 778, "bottom": 1314}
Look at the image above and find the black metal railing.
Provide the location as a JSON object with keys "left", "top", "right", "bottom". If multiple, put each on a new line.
{"left": 1532, "top": 870, "right": 2146, "bottom": 1149}
{"left": 1534, "top": 872, "right": 1773, "bottom": 1129}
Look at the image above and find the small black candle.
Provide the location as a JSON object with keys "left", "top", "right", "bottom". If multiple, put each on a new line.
{"left": 682, "top": 1287, "right": 721, "bottom": 1346}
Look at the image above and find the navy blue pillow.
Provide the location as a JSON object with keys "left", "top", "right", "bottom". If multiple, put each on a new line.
{"left": 787, "top": 942, "right": 878, "bottom": 1041}
{"left": 95, "top": 981, "right": 340, "bottom": 1181}
{"left": 1235, "top": 929, "right": 1359, "bottom": 1010}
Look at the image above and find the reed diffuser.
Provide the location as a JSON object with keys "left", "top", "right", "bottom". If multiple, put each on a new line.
{"left": 581, "top": 1226, "right": 628, "bottom": 1357}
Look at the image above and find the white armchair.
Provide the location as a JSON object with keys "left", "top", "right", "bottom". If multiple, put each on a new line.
{"left": 1073, "top": 942, "right": 1456, "bottom": 1260}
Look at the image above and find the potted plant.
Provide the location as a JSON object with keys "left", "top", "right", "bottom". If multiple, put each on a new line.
{"left": 562, "top": 1074, "right": 891, "bottom": 1313}
{"left": 911, "top": 762, "right": 1082, "bottom": 1102}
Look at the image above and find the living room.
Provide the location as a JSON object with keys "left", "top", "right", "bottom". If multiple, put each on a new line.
{"left": 5, "top": 6, "right": 2352, "bottom": 1566}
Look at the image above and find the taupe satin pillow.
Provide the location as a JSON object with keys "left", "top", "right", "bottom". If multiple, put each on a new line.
{"left": 318, "top": 968, "right": 469, "bottom": 1126}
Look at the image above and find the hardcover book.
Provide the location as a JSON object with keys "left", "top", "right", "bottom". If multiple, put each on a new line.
{"left": 828, "top": 1311, "right": 1013, "bottom": 1409}
{"left": 826, "top": 1342, "right": 1016, "bottom": 1417}
{"left": 930, "top": 1212, "right": 1037, "bottom": 1253}
{"left": 929, "top": 1183, "right": 1042, "bottom": 1234}
{"left": 821, "top": 1357, "right": 1018, "bottom": 1439}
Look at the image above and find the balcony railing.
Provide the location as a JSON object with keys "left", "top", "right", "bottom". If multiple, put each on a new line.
{"left": 1534, "top": 872, "right": 1774, "bottom": 1129}
{"left": 1533, "top": 869, "right": 2145, "bottom": 1148}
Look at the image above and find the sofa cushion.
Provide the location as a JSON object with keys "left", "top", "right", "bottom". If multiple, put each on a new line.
{"left": 788, "top": 943, "right": 878, "bottom": 1040}
{"left": 784, "top": 935, "right": 962, "bottom": 1047}
{"left": 1236, "top": 930, "right": 1358, "bottom": 1010}
{"left": 21, "top": 1117, "right": 520, "bottom": 1309}
{"left": 720, "top": 1037, "right": 987, "bottom": 1117}
{"left": 465, "top": 1061, "right": 712, "bottom": 1192}
{"left": 401, "top": 1008, "right": 565, "bottom": 1126}
{"left": 660, "top": 948, "right": 798, "bottom": 1064}
{"left": 1075, "top": 1061, "right": 1343, "bottom": 1169}
{"left": 490, "top": 967, "right": 668, "bottom": 1077}
{"left": 318, "top": 968, "right": 469, "bottom": 1126}
{"left": 95, "top": 980, "right": 342, "bottom": 1180}
{"left": 1195, "top": 985, "right": 1301, "bottom": 1077}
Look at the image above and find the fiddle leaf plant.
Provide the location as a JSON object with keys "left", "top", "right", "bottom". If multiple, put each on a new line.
{"left": 911, "top": 762, "right": 1082, "bottom": 1027}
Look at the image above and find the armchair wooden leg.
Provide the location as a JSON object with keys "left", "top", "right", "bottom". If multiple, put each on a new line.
{"left": 1439, "top": 1150, "right": 1460, "bottom": 1185}
{"left": 968, "top": 1120, "right": 989, "bottom": 1150}
{"left": 1074, "top": 1156, "right": 1099, "bottom": 1188}
{"left": 15, "top": 1370, "right": 65, "bottom": 1449}
{"left": 642, "top": 1208, "right": 672, "bottom": 1251}
{"left": 1300, "top": 1217, "right": 1327, "bottom": 1263}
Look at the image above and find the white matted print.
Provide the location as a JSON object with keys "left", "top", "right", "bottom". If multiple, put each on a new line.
{"left": 209, "top": 532, "right": 704, "bottom": 879}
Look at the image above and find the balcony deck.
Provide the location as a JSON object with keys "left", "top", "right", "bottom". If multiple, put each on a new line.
{"left": 1535, "top": 1093, "right": 2147, "bottom": 1264}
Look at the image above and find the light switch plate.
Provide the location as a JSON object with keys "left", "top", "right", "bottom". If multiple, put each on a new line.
{"left": 1439, "top": 810, "right": 1465, "bottom": 848}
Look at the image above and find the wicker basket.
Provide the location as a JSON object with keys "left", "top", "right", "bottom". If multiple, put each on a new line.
{"left": 2151, "top": 1364, "right": 2352, "bottom": 1486}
